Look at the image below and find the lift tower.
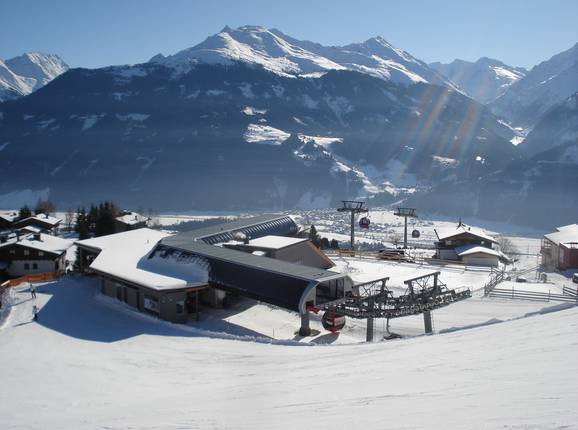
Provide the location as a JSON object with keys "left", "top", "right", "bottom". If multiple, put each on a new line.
{"left": 394, "top": 207, "right": 417, "bottom": 249}
{"left": 337, "top": 200, "right": 368, "bottom": 250}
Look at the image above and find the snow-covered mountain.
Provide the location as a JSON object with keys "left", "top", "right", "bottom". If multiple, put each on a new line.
{"left": 490, "top": 42, "right": 578, "bottom": 127}
{"left": 0, "top": 60, "right": 514, "bottom": 212}
{"left": 151, "top": 25, "right": 458, "bottom": 89}
{"left": 0, "top": 52, "right": 68, "bottom": 102}
{"left": 430, "top": 58, "right": 526, "bottom": 104}
{"left": 520, "top": 92, "right": 578, "bottom": 157}
{"left": 412, "top": 92, "right": 578, "bottom": 229}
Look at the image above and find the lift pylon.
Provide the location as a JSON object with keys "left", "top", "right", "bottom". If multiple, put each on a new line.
{"left": 394, "top": 207, "right": 417, "bottom": 249}
{"left": 337, "top": 200, "right": 368, "bottom": 250}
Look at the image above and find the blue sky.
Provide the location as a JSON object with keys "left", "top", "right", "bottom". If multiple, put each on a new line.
{"left": 1, "top": 0, "right": 577, "bottom": 69}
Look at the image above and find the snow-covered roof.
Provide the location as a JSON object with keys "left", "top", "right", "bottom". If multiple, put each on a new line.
{"left": 116, "top": 211, "right": 149, "bottom": 226}
{"left": 455, "top": 245, "right": 500, "bottom": 258}
{"left": 18, "top": 213, "right": 62, "bottom": 227}
{"left": 76, "top": 228, "right": 169, "bottom": 252}
{"left": 544, "top": 224, "right": 578, "bottom": 246}
{"left": 18, "top": 225, "right": 42, "bottom": 233}
{"left": 86, "top": 229, "right": 208, "bottom": 291}
{"left": 435, "top": 224, "right": 497, "bottom": 244}
{"left": 0, "top": 211, "right": 18, "bottom": 223}
{"left": 0, "top": 233, "right": 72, "bottom": 255}
{"left": 247, "top": 235, "right": 308, "bottom": 250}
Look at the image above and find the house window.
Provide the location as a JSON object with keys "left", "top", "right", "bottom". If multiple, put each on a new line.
{"left": 24, "top": 250, "right": 30, "bottom": 256}
{"left": 24, "top": 263, "right": 30, "bottom": 270}
{"left": 176, "top": 301, "right": 185, "bottom": 314}
{"left": 32, "top": 263, "right": 38, "bottom": 270}
{"left": 38, "top": 251, "right": 44, "bottom": 257}
{"left": 9, "top": 249, "right": 15, "bottom": 255}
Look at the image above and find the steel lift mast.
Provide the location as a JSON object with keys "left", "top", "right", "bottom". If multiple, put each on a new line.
{"left": 394, "top": 207, "right": 417, "bottom": 249}
{"left": 337, "top": 200, "right": 368, "bottom": 250}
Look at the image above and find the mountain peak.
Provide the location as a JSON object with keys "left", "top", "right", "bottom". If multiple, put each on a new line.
{"left": 151, "top": 25, "right": 457, "bottom": 88}
{"left": 0, "top": 52, "right": 68, "bottom": 101}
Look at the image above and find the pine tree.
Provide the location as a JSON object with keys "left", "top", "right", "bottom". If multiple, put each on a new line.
{"left": 95, "top": 201, "right": 118, "bottom": 237}
{"left": 308, "top": 225, "right": 322, "bottom": 248}
{"left": 75, "top": 207, "right": 90, "bottom": 240}
{"left": 18, "top": 205, "right": 32, "bottom": 221}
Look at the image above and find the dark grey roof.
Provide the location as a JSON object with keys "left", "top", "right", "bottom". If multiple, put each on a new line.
{"left": 160, "top": 240, "right": 343, "bottom": 283}
{"left": 163, "top": 214, "right": 298, "bottom": 246}
{"left": 158, "top": 214, "right": 348, "bottom": 312}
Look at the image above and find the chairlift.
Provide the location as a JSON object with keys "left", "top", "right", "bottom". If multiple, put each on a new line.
{"left": 321, "top": 309, "right": 346, "bottom": 332}
{"left": 359, "top": 217, "right": 370, "bottom": 229}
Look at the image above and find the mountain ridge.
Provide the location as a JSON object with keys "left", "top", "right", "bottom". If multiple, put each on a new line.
{"left": 0, "top": 52, "right": 68, "bottom": 102}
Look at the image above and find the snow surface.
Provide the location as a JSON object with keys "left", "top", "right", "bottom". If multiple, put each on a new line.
{"left": 152, "top": 26, "right": 457, "bottom": 88}
{"left": 0, "top": 53, "right": 67, "bottom": 101}
{"left": 1, "top": 277, "right": 577, "bottom": 429}
{"left": 243, "top": 124, "right": 290, "bottom": 145}
{"left": 20, "top": 213, "right": 62, "bottom": 227}
{"left": 455, "top": 244, "right": 501, "bottom": 257}
{"left": 247, "top": 235, "right": 307, "bottom": 250}
{"left": 435, "top": 224, "right": 497, "bottom": 243}
{"left": 79, "top": 228, "right": 207, "bottom": 290}
{"left": 116, "top": 113, "right": 150, "bottom": 122}
{"left": 297, "top": 133, "right": 343, "bottom": 148}
{"left": 116, "top": 211, "right": 149, "bottom": 225}
{"left": 241, "top": 106, "right": 267, "bottom": 116}
{"left": 0, "top": 232, "right": 72, "bottom": 255}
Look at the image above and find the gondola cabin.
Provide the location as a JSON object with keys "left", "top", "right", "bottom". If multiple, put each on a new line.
{"left": 321, "top": 309, "right": 346, "bottom": 332}
{"left": 359, "top": 217, "right": 370, "bottom": 229}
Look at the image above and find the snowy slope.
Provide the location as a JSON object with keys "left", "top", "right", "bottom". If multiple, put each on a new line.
{"left": 430, "top": 57, "right": 526, "bottom": 104}
{"left": 0, "top": 53, "right": 68, "bottom": 102}
{"left": 152, "top": 25, "right": 458, "bottom": 88}
{"left": 0, "top": 59, "right": 35, "bottom": 101}
{"left": 490, "top": 42, "right": 578, "bottom": 127}
{"left": 1, "top": 279, "right": 577, "bottom": 429}
{"left": 521, "top": 92, "right": 578, "bottom": 156}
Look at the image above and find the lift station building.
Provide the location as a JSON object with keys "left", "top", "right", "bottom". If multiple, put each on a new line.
{"left": 77, "top": 215, "right": 354, "bottom": 334}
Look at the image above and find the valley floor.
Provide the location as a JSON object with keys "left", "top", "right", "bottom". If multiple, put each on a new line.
{"left": 1, "top": 277, "right": 577, "bottom": 429}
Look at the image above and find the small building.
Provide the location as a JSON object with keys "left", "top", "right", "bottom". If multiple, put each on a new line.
{"left": 0, "top": 211, "right": 19, "bottom": 231}
{"left": 223, "top": 235, "right": 335, "bottom": 269}
{"left": 114, "top": 211, "right": 150, "bottom": 233}
{"left": 434, "top": 223, "right": 506, "bottom": 266}
{"left": 0, "top": 232, "right": 72, "bottom": 278}
{"left": 77, "top": 228, "right": 209, "bottom": 324}
{"left": 541, "top": 224, "right": 578, "bottom": 270}
{"left": 14, "top": 213, "right": 62, "bottom": 234}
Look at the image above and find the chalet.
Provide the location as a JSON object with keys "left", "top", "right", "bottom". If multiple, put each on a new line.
{"left": 0, "top": 232, "right": 72, "bottom": 278}
{"left": 0, "top": 211, "right": 18, "bottom": 231}
{"left": 114, "top": 211, "right": 149, "bottom": 233}
{"left": 434, "top": 223, "right": 506, "bottom": 266}
{"left": 541, "top": 224, "right": 578, "bottom": 270}
{"left": 14, "top": 213, "right": 62, "bottom": 234}
{"left": 77, "top": 215, "right": 353, "bottom": 334}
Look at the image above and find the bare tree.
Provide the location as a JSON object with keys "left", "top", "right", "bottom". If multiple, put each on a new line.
{"left": 389, "top": 233, "right": 402, "bottom": 248}
{"left": 65, "top": 210, "right": 75, "bottom": 232}
{"left": 498, "top": 236, "right": 517, "bottom": 257}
